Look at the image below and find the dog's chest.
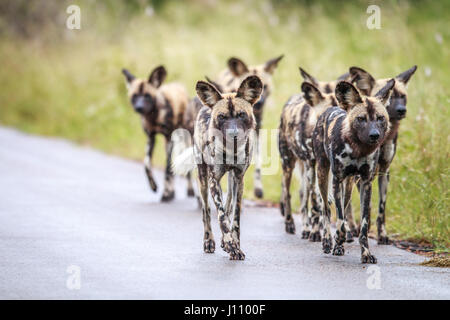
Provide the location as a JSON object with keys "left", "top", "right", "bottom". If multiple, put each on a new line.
{"left": 331, "top": 143, "right": 378, "bottom": 180}
{"left": 378, "top": 139, "right": 396, "bottom": 167}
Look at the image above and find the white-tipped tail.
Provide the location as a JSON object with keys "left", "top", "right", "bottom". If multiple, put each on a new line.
{"left": 172, "top": 146, "right": 196, "bottom": 176}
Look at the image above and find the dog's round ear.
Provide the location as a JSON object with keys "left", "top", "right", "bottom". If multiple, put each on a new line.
{"left": 196, "top": 81, "right": 222, "bottom": 108}
{"left": 227, "top": 57, "right": 249, "bottom": 77}
{"left": 335, "top": 81, "right": 363, "bottom": 111}
{"left": 395, "top": 65, "right": 417, "bottom": 84}
{"left": 299, "top": 67, "right": 319, "bottom": 86}
{"left": 301, "top": 82, "right": 324, "bottom": 107}
{"left": 264, "top": 55, "right": 284, "bottom": 74}
{"left": 236, "top": 75, "right": 263, "bottom": 105}
{"left": 349, "top": 66, "right": 375, "bottom": 96}
{"left": 122, "top": 69, "right": 135, "bottom": 84}
{"left": 375, "top": 79, "right": 396, "bottom": 106}
{"left": 148, "top": 65, "right": 167, "bottom": 88}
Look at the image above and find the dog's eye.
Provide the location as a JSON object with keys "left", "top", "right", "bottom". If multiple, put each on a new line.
{"left": 218, "top": 114, "right": 227, "bottom": 121}
{"left": 144, "top": 93, "right": 151, "bottom": 100}
{"left": 357, "top": 116, "right": 366, "bottom": 122}
{"left": 238, "top": 112, "right": 247, "bottom": 119}
{"left": 377, "top": 116, "right": 384, "bottom": 122}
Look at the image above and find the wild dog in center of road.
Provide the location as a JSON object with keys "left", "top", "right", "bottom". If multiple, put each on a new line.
{"left": 278, "top": 81, "right": 338, "bottom": 241}
{"left": 122, "top": 66, "right": 195, "bottom": 201}
{"left": 343, "top": 65, "right": 418, "bottom": 244}
{"left": 172, "top": 76, "right": 263, "bottom": 260}
{"left": 312, "top": 80, "right": 395, "bottom": 263}
{"left": 213, "top": 55, "right": 284, "bottom": 199}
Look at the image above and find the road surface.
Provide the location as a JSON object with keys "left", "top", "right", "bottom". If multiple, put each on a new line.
{"left": 0, "top": 126, "right": 448, "bottom": 299}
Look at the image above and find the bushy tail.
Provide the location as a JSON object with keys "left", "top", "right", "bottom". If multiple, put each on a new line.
{"left": 172, "top": 146, "right": 196, "bottom": 176}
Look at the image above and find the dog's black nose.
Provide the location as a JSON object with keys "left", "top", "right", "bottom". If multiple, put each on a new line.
{"left": 396, "top": 106, "right": 406, "bottom": 116}
{"left": 369, "top": 130, "right": 380, "bottom": 141}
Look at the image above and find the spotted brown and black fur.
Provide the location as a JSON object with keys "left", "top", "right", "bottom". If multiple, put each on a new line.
{"left": 299, "top": 67, "right": 351, "bottom": 94}
{"left": 312, "top": 80, "right": 395, "bottom": 263}
{"left": 213, "top": 55, "right": 283, "bottom": 199}
{"left": 193, "top": 76, "right": 263, "bottom": 260}
{"left": 278, "top": 82, "right": 338, "bottom": 241}
{"left": 344, "top": 65, "right": 418, "bottom": 244}
{"left": 122, "top": 66, "right": 194, "bottom": 201}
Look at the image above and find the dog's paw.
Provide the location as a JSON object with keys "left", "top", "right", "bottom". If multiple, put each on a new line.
{"left": 332, "top": 244, "right": 345, "bottom": 256}
{"left": 254, "top": 188, "right": 263, "bottom": 199}
{"left": 301, "top": 230, "right": 310, "bottom": 239}
{"left": 285, "top": 221, "right": 296, "bottom": 234}
{"left": 161, "top": 190, "right": 175, "bottom": 202}
{"left": 309, "top": 231, "right": 321, "bottom": 242}
{"left": 377, "top": 235, "right": 391, "bottom": 245}
{"left": 361, "top": 253, "right": 377, "bottom": 264}
{"left": 322, "top": 237, "right": 332, "bottom": 254}
{"left": 229, "top": 248, "right": 246, "bottom": 260}
{"left": 203, "top": 239, "right": 215, "bottom": 253}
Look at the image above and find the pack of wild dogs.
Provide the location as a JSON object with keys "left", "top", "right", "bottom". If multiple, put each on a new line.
{"left": 122, "top": 56, "right": 417, "bottom": 264}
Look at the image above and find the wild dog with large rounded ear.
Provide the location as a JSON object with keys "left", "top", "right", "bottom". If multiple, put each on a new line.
{"left": 236, "top": 75, "right": 263, "bottom": 105}
{"left": 395, "top": 65, "right": 417, "bottom": 85}
{"left": 349, "top": 67, "right": 376, "bottom": 96}
{"left": 122, "top": 69, "right": 136, "bottom": 88}
{"left": 148, "top": 65, "right": 167, "bottom": 88}
{"left": 335, "top": 81, "right": 363, "bottom": 111}
{"left": 195, "top": 81, "right": 223, "bottom": 108}
{"left": 374, "top": 78, "right": 396, "bottom": 105}
{"left": 227, "top": 57, "right": 249, "bottom": 77}
{"left": 301, "top": 82, "right": 324, "bottom": 106}
{"left": 264, "top": 55, "right": 284, "bottom": 74}
{"left": 299, "top": 67, "right": 320, "bottom": 87}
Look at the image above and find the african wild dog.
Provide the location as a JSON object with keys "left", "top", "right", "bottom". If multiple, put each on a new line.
{"left": 299, "top": 67, "right": 351, "bottom": 94}
{"left": 213, "top": 55, "right": 284, "bottom": 199}
{"left": 173, "top": 76, "right": 263, "bottom": 260}
{"left": 342, "top": 65, "right": 417, "bottom": 244}
{"left": 278, "top": 81, "right": 338, "bottom": 241}
{"left": 312, "top": 80, "right": 395, "bottom": 263}
{"left": 122, "top": 66, "right": 195, "bottom": 201}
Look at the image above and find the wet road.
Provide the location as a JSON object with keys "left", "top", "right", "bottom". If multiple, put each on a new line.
{"left": 0, "top": 126, "right": 448, "bottom": 299}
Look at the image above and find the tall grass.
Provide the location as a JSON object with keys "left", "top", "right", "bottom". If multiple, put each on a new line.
{"left": 0, "top": 0, "right": 448, "bottom": 250}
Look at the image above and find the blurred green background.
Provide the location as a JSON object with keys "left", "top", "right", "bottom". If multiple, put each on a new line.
{"left": 0, "top": 0, "right": 448, "bottom": 251}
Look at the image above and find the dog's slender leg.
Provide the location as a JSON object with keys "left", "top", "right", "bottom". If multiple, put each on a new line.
{"left": 230, "top": 173, "right": 245, "bottom": 260}
{"left": 360, "top": 181, "right": 377, "bottom": 263}
{"left": 317, "top": 160, "right": 332, "bottom": 254}
{"left": 198, "top": 164, "right": 214, "bottom": 253}
{"left": 307, "top": 160, "right": 322, "bottom": 242}
{"left": 299, "top": 161, "right": 311, "bottom": 239}
{"left": 343, "top": 177, "right": 356, "bottom": 242}
{"left": 281, "top": 159, "right": 295, "bottom": 234}
{"left": 377, "top": 168, "right": 390, "bottom": 244}
{"left": 186, "top": 172, "right": 195, "bottom": 197}
{"left": 224, "top": 171, "right": 234, "bottom": 225}
{"left": 209, "top": 174, "right": 241, "bottom": 258}
{"left": 144, "top": 132, "right": 158, "bottom": 192}
{"left": 161, "top": 138, "right": 175, "bottom": 202}
{"left": 253, "top": 128, "right": 263, "bottom": 198}
{"left": 332, "top": 177, "right": 346, "bottom": 256}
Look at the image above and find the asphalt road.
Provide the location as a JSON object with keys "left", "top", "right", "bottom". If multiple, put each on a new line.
{"left": 0, "top": 126, "right": 448, "bottom": 299}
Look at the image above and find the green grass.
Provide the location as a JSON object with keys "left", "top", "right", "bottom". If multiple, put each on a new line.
{"left": 0, "top": 0, "right": 448, "bottom": 251}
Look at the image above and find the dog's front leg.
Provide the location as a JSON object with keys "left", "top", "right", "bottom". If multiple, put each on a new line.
{"left": 253, "top": 128, "right": 263, "bottom": 198}
{"left": 359, "top": 181, "right": 377, "bottom": 264}
{"left": 208, "top": 174, "right": 241, "bottom": 259}
{"left": 377, "top": 168, "right": 390, "bottom": 244}
{"left": 144, "top": 132, "right": 158, "bottom": 192}
{"left": 198, "top": 164, "right": 214, "bottom": 253}
{"left": 230, "top": 173, "right": 245, "bottom": 260}
{"left": 161, "top": 137, "right": 175, "bottom": 202}
{"left": 307, "top": 160, "right": 322, "bottom": 242}
{"left": 332, "top": 177, "right": 346, "bottom": 256}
